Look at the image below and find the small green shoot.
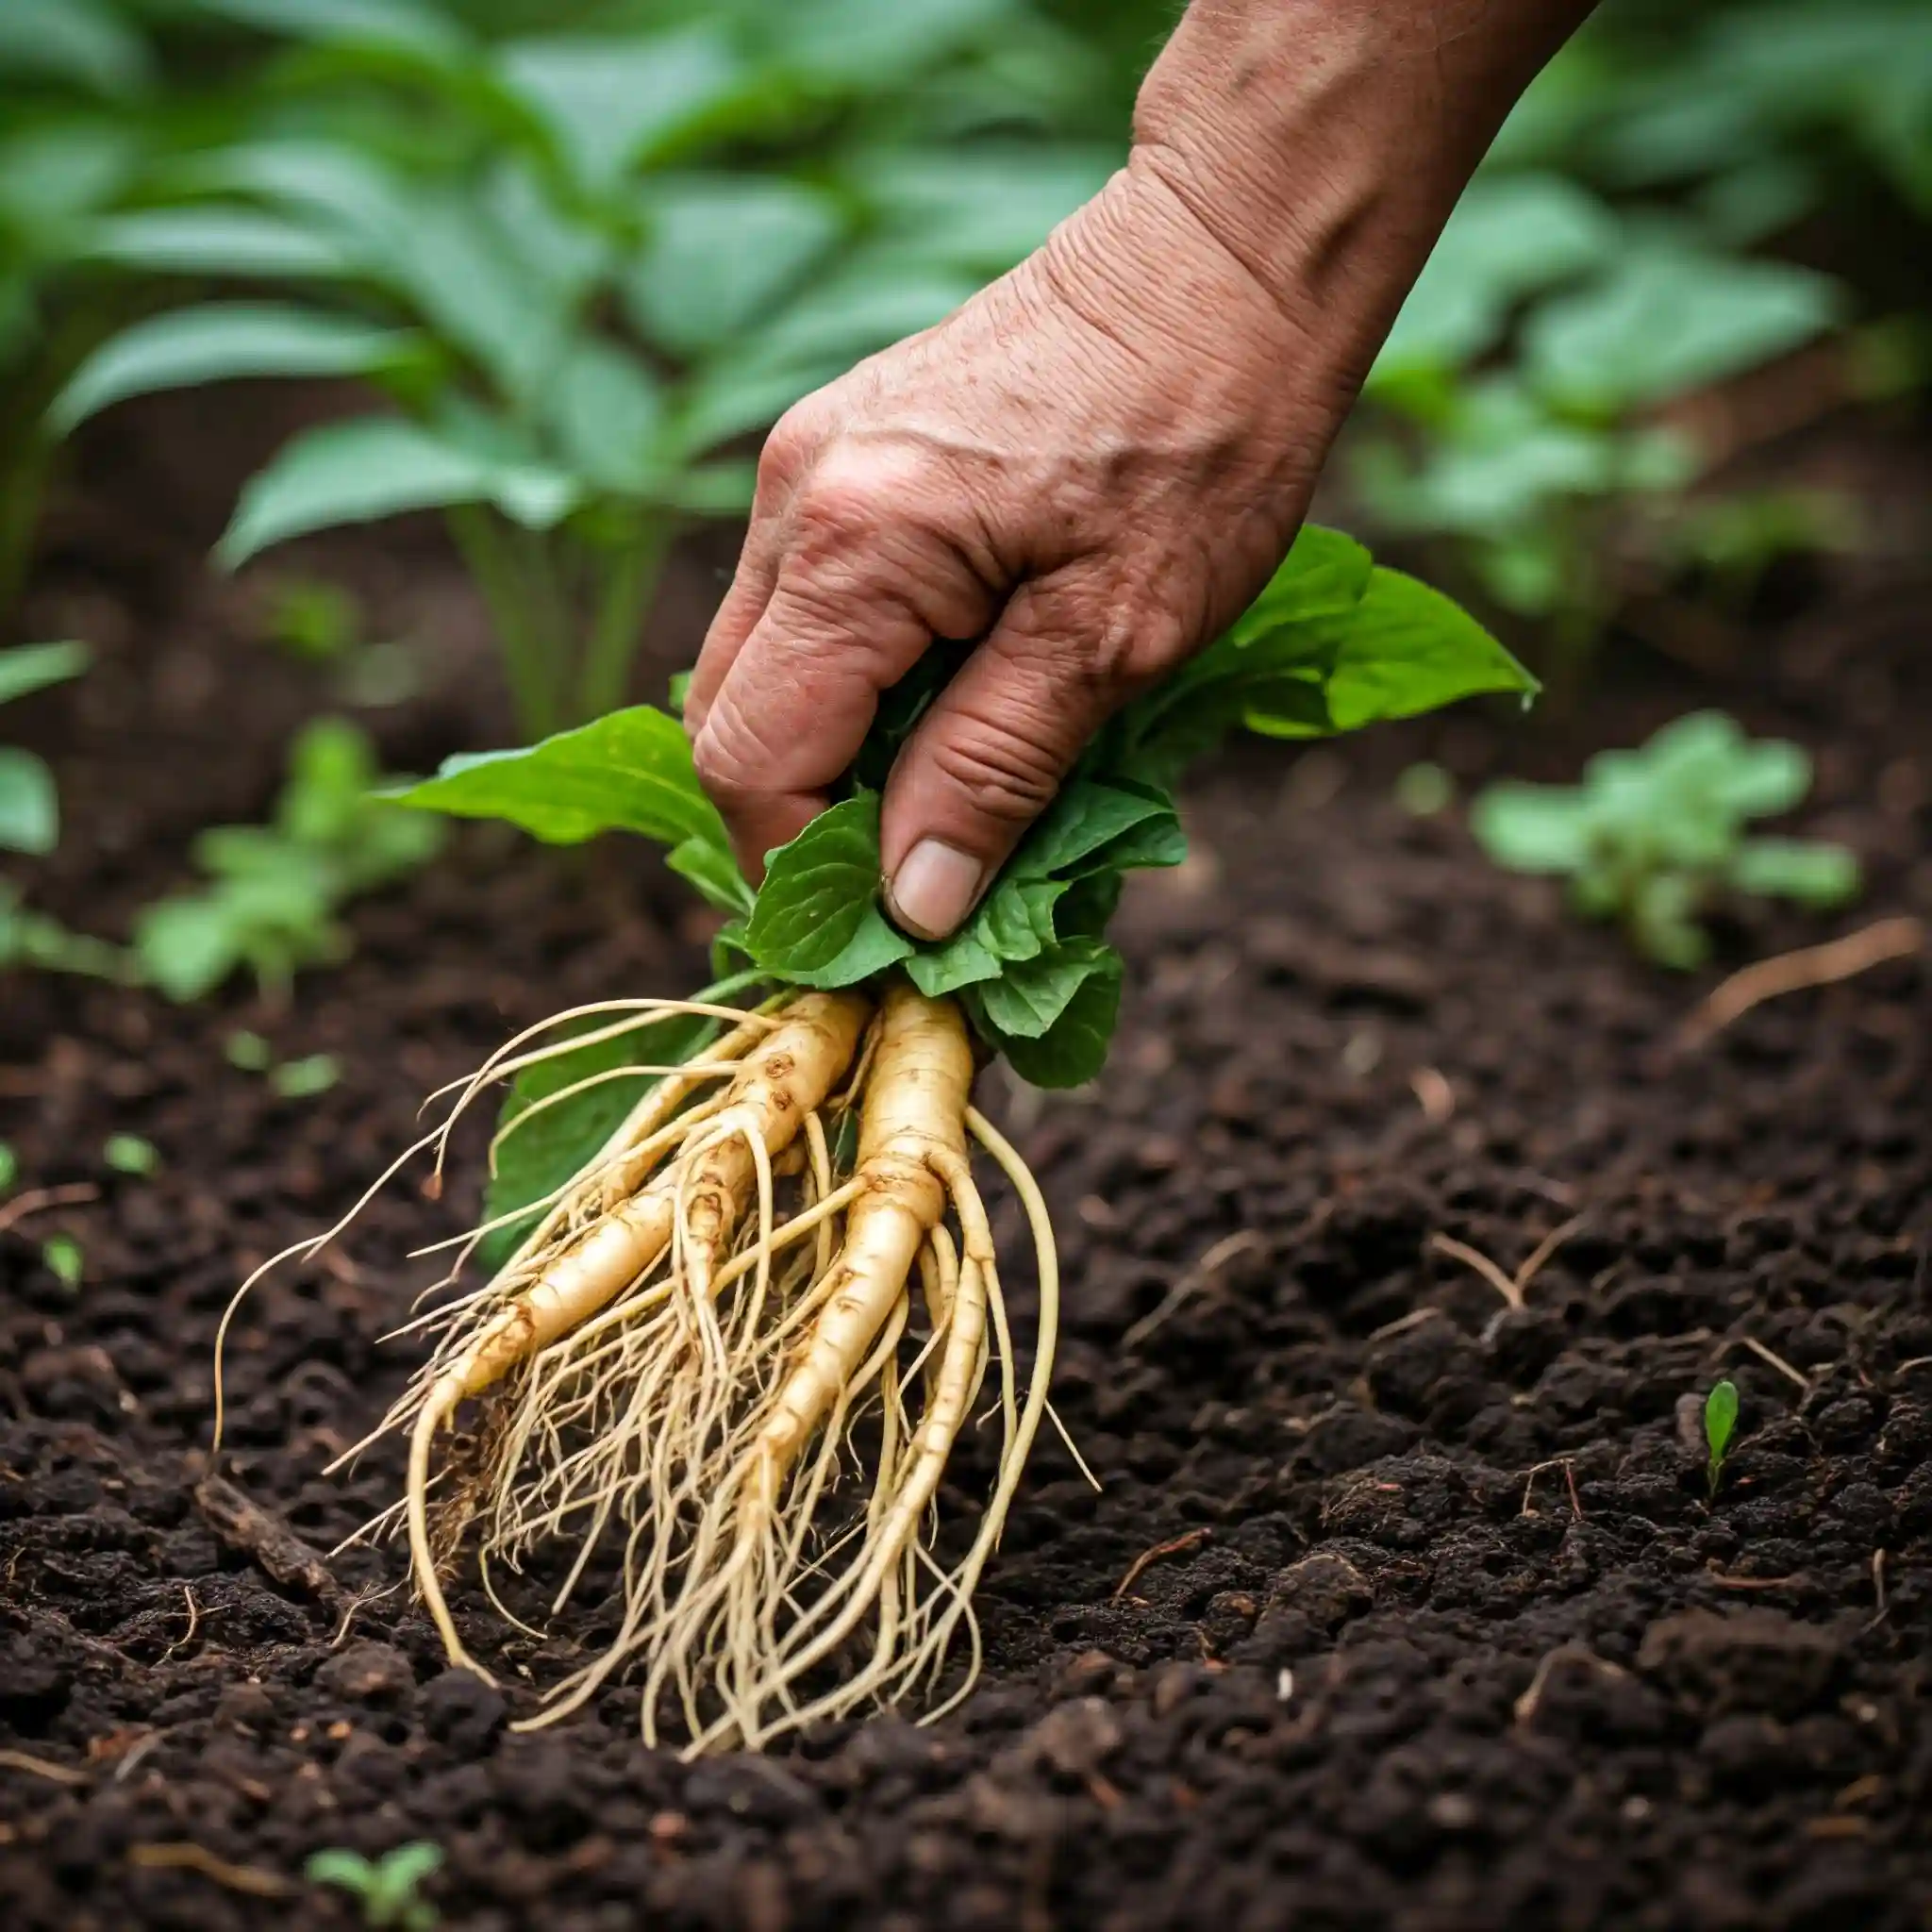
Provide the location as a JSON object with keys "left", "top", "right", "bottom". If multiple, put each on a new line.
{"left": 0, "top": 1141, "right": 16, "bottom": 1191}
{"left": 1472, "top": 711, "right": 1860, "bottom": 967}
{"left": 1395, "top": 761, "right": 1456, "bottom": 816}
{"left": 262, "top": 579, "right": 362, "bottom": 663}
{"left": 272, "top": 1054, "right": 341, "bottom": 1099}
{"left": 305, "top": 1842, "right": 442, "bottom": 1931}
{"left": 41, "top": 1234, "right": 83, "bottom": 1291}
{"left": 103, "top": 1134, "right": 159, "bottom": 1176}
{"left": 1704, "top": 1379, "right": 1740, "bottom": 1500}
{"left": 225, "top": 1029, "right": 274, "bottom": 1072}
{"left": 0, "top": 641, "right": 89, "bottom": 857}
{"left": 134, "top": 718, "right": 441, "bottom": 1003}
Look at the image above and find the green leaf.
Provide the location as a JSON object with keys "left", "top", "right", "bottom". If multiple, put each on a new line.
{"left": 627, "top": 175, "right": 846, "bottom": 358}
{"left": 82, "top": 208, "right": 351, "bottom": 278}
{"left": 1013, "top": 782, "right": 1172, "bottom": 878}
{"left": 391, "top": 708, "right": 725, "bottom": 850}
{"left": 1728, "top": 838, "right": 1861, "bottom": 907}
{"left": 51, "top": 306, "right": 424, "bottom": 433}
{"left": 133, "top": 896, "right": 247, "bottom": 1003}
{"left": 497, "top": 27, "right": 745, "bottom": 192}
{"left": 0, "top": 750, "right": 58, "bottom": 855}
{"left": 103, "top": 1133, "right": 159, "bottom": 1176}
{"left": 974, "top": 937, "right": 1116, "bottom": 1041}
{"left": 903, "top": 926, "right": 1002, "bottom": 998}
{"left": 216, "top": 418, "right": 579, "bottom": 568}
{"left": 744, "top": 794, "right": 912, "bottom": 987}
{"left": 1469, "top": 783, "right": 1592, "bottom": 874}
{"left": 1524, "top": 242, "right": 1842, "bottom": 414}
{"left": 0, "top": 0, "right": 151, "bottom": 97}
{"left": 484, "top": 1008, "right": 712, "bottom": 1266}
{"left": 979, "top": 946, "right": 1123, "bottom": 1090}
{"left": 1705, "top": 1379, "right": 1740, "bottom": 1462}
{"left": 193, "top": 0, "right": 466, "bottom": 57}
{"left": 41, "top": 1234, "right": 84, "bottom": 1291}
{"left": 272, "top": 1054, "right": 341, "bottom": 1098}
{"left": 539, "top": 338, "right": 666, "bottom": 495}
{"left": 306, "top": 1849, "right": 376, "bottom": 1891}
{"left": 666, "top": 835, "right": 754, "bottom": 915}
{"left": 1317, "top": 569, "right": 1538, "bottom": 734}
{"left": 0, "top": 641, "right": 90, "bottom": 706}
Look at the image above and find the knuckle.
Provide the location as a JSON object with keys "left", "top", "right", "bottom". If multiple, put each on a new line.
{"left": 925, "top": 708, "right": 1068, "bottom": 827}
{"left": 790, "top": 441, "right": 941, "bottom": 560}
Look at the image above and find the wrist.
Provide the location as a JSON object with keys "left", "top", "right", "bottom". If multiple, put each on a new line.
{"left": 1130, "top": 1, "right": 1593, "bottom": 352}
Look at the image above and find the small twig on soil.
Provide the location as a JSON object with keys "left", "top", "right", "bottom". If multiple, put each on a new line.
{"left": 1737, "top": 1336, "right": 1810, "bottom": 1392}
{"left": 1513, "top": 1645, "right": 1626, "bottom": 1727}
{"left": 1367, "top": 1307, "right": 1449, "bottom": 1346}
{"left": 160, "top": 1585, "right": 201, "bottom": 1663}
{"left": 127, "top": 1843, "right": 294, "bottom": 1897}
{"left": 1680, "top": 916, "right": 1922, "bottom": 1048}
{"left": 112, "top": 1733, "right": 162, "bottom": 1784}
{"left": 1408, "top": 1067, "right": 1455, "bottom": 1124}
{"left": 195, "top": 1474, "right": 341, "bottom": 1608}
{"left": 0, "top": 1183, "right": 99, "bottom": 1238}
{"left": 0, "top": 1748, "right": 89, "bottom": 1787}
{"left": 1705, "top": 1562, "right": 1807, "bottom": 1591}
{"left": 1521, "top": 1458, "right": 1583, "bottom": 1521}
{"left": 329, "top": 1582, "right": 394, "bottom": 1649}
{"left": 1430, "top": 1235, "right": 1523, "bottom": 1310}
{"left": 1122, "top": 1230, "right": 1266, "bottom": 1349}
{"left": 1431, "top": 1218, "right": 1585, "bottom": 1313}
{"left": 1866, "top": 1550, "right": 1889, "bottom": 1632}
{"left": 1113, "top": 1527, "right": 1211, "bottom": 1600}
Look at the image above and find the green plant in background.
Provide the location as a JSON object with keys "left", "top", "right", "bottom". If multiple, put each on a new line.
{"left": 0, "top": 639, "right": 87, "bottom": 854}
{"left": 41, "top": 1232, "right": 84, "bottom": 1291}
{"left": 103, "top": 1131, "right": 159, "bottom": 1174}
{"left": 1704, "top": 1377, "right": 1740, "bottom": 1499}
{"left": 49, "top": 0, "right": 1118, "bottom": 737}
{"left": 134, "top": 716, "right": 441, "bottom": 1001}
{"left": 1472, "top": 710, "right": 1859, "bottom": 967}
{"left": 306, "top": 1842, "right": 442, "bottom": 1932}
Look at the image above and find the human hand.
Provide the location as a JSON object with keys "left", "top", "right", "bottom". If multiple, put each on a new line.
{"left": 686, "top": 0, "right": 1592, "bottom": 939}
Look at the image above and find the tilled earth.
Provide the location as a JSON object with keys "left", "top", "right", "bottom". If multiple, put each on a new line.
{"left": 3, "top": 415, "right": 1930, "bottom": 1931}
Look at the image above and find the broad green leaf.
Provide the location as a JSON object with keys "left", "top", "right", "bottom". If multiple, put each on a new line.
{"left": 1469, "top": 783, "right": 1592, "bottom": 874}
{"left": 1728, "top": 838, "right": 1860, "bottom": 907}
{"left": 981, "top": 876, "right": 1065, "bottom": 962}
{"left": 1014, "top": 782, "right": 1171, "bottom": 878}
{"left": 82, "top": 208, "right": 350, "bottom": 278}
{"left": 0, "top": 0, "right": 150, "bottom": 97}
{"left": 0, "top": 750, "right": 58, "bottom": 856}
{"left": 774, "top": 0, "right": 1008, "bottom": 83}
{"left": 974, "top": 937, "right": 1115, "bottom": 1041}
{"left": 1372, "top": 173, "right": 1617, "bottom": 384}
{"left": 982, "top": 946, "right": 1123, "bottom": 1090}
{"left": 0, "top": 125, "right": 139, "bottom": 242}
{"left": 0, "top": 641, "right": 90, "bottom": 706}
{"left": 192, "top": 0, "right": 466, "bottom": 56}
{"left": 497, "top": 27, "right": 745, "bottom": 192}
{"left": 132, "top": 896, "right": 247, "bottom": 1003}
{"left": 165, "top": 141, "right": 415, "bottom": 259}
{"left": 1524, "top": 242, "right": 1842, "bottom": 413}
{"left": 540, "top": 338, "right": 666, "bottom": 495}
{"left": 667, "top": 834, "right": 754, "bottom": 916}
{"left": 1317, "top": 569, "right": 1538, "bottom": 734}
{"left": 392, "top": 707, "right": 724, "bottom": 849}
{"left": 627, "top": 175, "right": 846, "bottom": 358}
{"left": 745, "top": 794, "right": 912, "bottom": 986}
{"left": 904, "top": 926, "right": 1003, "bottom": 998}
{"left": 853, "top": 144, "right": 1114, "bottom": 275}
{"left": 483, "top": 1007, "right": 713, "bottom": 1266}
{"left": 51, "top": 306, "right": 423, "bottom": 432}
{"left": 217, "top": 417, "right": 578, "bottom": 568}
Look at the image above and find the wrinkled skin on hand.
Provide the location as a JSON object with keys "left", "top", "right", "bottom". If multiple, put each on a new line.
{"left": 686, "top": 0, "right": 1595, "bottom": 939}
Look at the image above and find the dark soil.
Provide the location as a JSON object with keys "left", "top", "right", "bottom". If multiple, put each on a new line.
{"left": 3, "top": 399, "right": 1930, "bottom": 1932}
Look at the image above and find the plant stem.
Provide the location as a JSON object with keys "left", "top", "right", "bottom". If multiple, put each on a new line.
{"left": 577, "top": 514, "right": 671, "bottom": 724}
{"left": 447, "top": 506, "right": 559, "bottom": 741}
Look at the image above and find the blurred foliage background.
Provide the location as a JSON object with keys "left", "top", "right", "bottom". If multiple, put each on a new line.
{"left": 3, "top": 0, "right": 1928, "bottom": 699}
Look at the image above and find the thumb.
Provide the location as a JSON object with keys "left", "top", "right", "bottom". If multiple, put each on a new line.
{"left": 880, "top": 579, "right": 1132, "bottom": 940}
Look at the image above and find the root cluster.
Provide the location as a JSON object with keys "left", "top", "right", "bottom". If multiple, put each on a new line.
{"left": 221, "top": 982, "right": 1059, "bottom": 1755}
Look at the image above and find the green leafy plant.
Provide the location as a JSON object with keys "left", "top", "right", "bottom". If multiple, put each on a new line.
{"left": 103, "top": 1132, "right": 158, "bottom": 1174}
{"left": 0, "top": 639, "right": 88, "bottom": 855}
{"left": 41, "top": 1232, "right": 83, "bottom": 1291}
{"left": 231, "top": 525, "right": 1532, "bottom": 1755}
{"left": 305, "top": 1842, "right": 442, "bottom": 1932}
{"left": 1704, "top": 1378, "right": 1740, "bottom": 1499}
{"left": 134, "top": 716, "right": 440, "bottom": 1001}
{"left": 400, "top": 525, "right": 1534, "bottom": 1096}
{"left": 1471, "top": 710, "right": 1859, "bottom": 967}
{"left": 49, "top": 0, "right": 1117, "bottom": 736}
